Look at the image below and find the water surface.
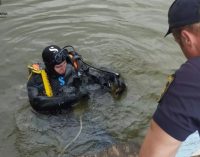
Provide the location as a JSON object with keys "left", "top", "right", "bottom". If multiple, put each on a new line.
{"left": 0, "top": 0, "right": 185, "bottom": 156}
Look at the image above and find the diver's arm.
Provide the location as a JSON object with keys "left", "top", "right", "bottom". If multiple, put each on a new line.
{"left": 139, "top": 120, "right": 181, "bottom": 157}
{"left": 27, "top": 86, "right": 85, "bottom": 111}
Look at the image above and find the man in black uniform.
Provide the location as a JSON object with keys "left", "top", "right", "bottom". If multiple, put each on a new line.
{"left": 27, "top": 45, "right": 126, "bottom": 112}
{"left": 139, "top": 0, "right": 200, "bottom": 156}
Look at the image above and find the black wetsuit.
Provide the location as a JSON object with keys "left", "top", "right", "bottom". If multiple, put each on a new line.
{"left": 27, "top": 63, "right": 88, "bottom": 112}
{"left": 27, "top": 60, "right": 126, "bottom": 112}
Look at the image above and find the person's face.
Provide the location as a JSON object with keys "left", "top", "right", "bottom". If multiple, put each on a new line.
{"left": 54, "top": 60, "right": 67, "bottom": 75}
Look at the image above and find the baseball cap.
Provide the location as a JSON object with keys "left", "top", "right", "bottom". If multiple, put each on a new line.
{"left": 165, "top": 0, "right": 200, "bottom": 36}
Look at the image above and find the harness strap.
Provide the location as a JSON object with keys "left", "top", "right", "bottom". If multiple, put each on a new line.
{"left": 68, "top": 53, "right": 79, "bottom": 70}
{"left": 28, "top": 63, "right": 53, "bottom": 97}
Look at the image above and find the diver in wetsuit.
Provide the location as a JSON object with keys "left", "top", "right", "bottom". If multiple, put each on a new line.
{"left": 27, "top": 45, "right": 126, "bottom": 112}
{"left": 27, "top": 45, "right": 89, "bottom": 112}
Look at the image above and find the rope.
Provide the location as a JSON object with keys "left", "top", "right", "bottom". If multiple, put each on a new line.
{"left": 58, "top": 116, "right": 83, "bottom": 157}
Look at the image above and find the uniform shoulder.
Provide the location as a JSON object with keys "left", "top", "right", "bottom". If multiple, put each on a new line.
{"left": 180, "top": 57, "right": 200, "bottom": 72}
{"left": 176, "top": 57, "right": 200, "bottom": 80}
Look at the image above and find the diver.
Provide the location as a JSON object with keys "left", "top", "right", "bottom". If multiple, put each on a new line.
{"left": 27, "top": 45, "right": 126, "bottom": 113}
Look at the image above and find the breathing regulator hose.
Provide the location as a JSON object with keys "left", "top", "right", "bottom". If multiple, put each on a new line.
{"left": 62, "top": 45, "right": 120, "bottom": 78}
{"left": 79, "top": 59, "right": 120, "bottom": 77}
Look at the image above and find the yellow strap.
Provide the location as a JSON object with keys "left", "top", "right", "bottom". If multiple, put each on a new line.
{"left": 28, "top": 64, "right": 53, "bottom": 97}
{"left": 41, "top": 69, "right": 53, "bottom": 97}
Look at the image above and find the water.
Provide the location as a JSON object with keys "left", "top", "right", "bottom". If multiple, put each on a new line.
{"left": 0, "top": 0, "right": 186, "bottom": 156}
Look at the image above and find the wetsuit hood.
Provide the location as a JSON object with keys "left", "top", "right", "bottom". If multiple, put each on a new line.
{"left": 42, "top": 45, "right": 67, "bottom": 76}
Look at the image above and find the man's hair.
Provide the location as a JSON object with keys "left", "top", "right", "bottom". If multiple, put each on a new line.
{"left": 172, "top": 22, "right": 200, "bottom": 42}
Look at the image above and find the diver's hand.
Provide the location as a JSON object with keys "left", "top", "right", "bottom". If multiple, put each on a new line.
{"left": 73, "top": 76, "right": 82, "bottom": 88}
{"left": 79, "top": 87, "right": 89, "bottom": 99}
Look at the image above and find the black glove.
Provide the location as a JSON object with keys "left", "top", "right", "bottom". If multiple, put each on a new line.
{"left": 79, "top": 86, "right": 89, "bottom": 99}
{"left": 73, "top": 76, "right": 82, "bottom": 88}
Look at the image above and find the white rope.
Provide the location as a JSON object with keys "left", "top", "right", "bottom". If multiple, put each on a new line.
{"left": 58, "top": 116, "right": 83, "bottom": 157}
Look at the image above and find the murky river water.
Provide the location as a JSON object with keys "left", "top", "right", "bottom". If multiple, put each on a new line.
{"left": 0, "top": 0, "right": 186, "bottom": 156}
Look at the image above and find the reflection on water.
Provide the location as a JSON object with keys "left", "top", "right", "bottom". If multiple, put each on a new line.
{"left": 96, "top": 143, "right": 139, "bottom": 157}
{"left": 0, "top": 0, "right": 183, "bottom": 156}
{"left": 77, "top": 143, "right": 139, "bottom": 157}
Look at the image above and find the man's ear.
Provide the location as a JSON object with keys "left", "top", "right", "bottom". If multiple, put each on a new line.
{"left": 181, "top": 30, "right": 192, "bottom": 46}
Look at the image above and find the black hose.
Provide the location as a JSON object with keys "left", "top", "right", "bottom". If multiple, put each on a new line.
{"left": 62, "top": 45, "right": 120, "bottom": 77}
{"left": 79, "top": 58, "right": 120, "bottom": 78}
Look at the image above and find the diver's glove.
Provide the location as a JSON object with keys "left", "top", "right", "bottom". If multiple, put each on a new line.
{"left": 79, "top": 86, "right": 89, "bottom": 99}
{"left": 72, "top": 76, "right": 82, "bottom": 88}
{"left": 60, "top": 93, "right": 78, "bottom": 108}
{"left": 60, "top": 87, "right": 89, "bottom": 108}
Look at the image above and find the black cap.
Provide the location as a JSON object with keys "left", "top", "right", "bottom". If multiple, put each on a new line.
{"left": 165, "top": 0, "right": 200, "bottom": 36}
{"left": 42, "top": 45, "right": 66, "bottom": 75}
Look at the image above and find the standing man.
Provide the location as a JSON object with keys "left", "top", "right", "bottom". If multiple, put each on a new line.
{"left": 140, "top": 0, "right": 200, "bottom": 156}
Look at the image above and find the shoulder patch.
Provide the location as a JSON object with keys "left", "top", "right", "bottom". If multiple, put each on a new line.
{"left": 158, "top": 74, "right": 175, "bottom": 103}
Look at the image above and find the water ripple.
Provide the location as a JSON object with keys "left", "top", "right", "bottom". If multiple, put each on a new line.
{"left": 0, "top": 0, "right": 183, "bottom": 156}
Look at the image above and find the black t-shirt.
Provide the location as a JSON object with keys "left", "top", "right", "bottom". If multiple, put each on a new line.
{"left": 153, "top": 57, "right": 200, "bottom": 141}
